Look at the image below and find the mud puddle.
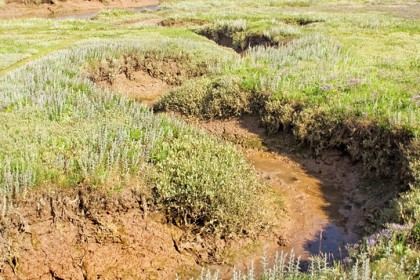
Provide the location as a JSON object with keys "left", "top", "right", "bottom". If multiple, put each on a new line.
{"left": 246, "top": 150, "right": 359, "bottom": 259}
{"left": 96, "top": 71, "right": 172, "bottom": 107}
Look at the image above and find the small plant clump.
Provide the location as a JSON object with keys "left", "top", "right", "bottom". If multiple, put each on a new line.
{"left": 151, "top": 133, "right": 266, "bottom": 237}
{"left": 156, "top": 75, "right": 253, "bottom": 118}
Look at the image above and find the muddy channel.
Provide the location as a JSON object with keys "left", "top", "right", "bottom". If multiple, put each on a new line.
{"left": 195, "top": 116, "right": 369, "bottom": 277}
{"left": 93, "top": 67, "right": 373, "bottom": 277}
{"left": 0, "top": 1, "right": 160, "bottom": 20}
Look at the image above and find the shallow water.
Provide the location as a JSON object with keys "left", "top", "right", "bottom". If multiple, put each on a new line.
{"left": 55, "top": 5, "right": 159, "bottom": 20}
{"left": 210, "top": 148, "right": 363, "bottom": 278}
{"left": 247, "top": 150, "right": 359, "bottom": 259}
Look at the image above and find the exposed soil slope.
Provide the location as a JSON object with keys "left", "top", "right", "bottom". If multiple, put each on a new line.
{"left": 0, "top": 187, "right": 199, "bottom": 279}
{"left": 96, "top": 71, "right": 172, "bottom": 107}
{"left": 0, "top": 113, "right": 398, "bottom": 279}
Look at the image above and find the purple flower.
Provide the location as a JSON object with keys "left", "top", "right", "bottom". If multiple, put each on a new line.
{"left": 343, "top": 257, "right": 353, "bottom": 264}
{"left": 367, "top": 237, "right": 376, "bottom": 246}
{"left": 387, "top": 223, "right": 408, "bottom": 232}
{"left": 321, "top": 84, "right": 333, "bottom": 91}
{"left": 411, "top": 95, "right": 420, "bottom": 106}
{"left": 346, "top": 76, "right": 363, "bottom": 87}
{"left": 378, "top": 229, "right": 392, "bottom": 239}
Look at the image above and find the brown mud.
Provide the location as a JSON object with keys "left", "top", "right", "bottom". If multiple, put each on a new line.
{"left": 196, "top": 30, "right": 279, "bottom": 54}
{"left": 96, "top": 71, "right": 172, "bottom": 107}
{"left": 0, "top": 0, "right": 159, "bottom": 20}
{"left": 0, "top": 187, "right": 200, "bottom": 279}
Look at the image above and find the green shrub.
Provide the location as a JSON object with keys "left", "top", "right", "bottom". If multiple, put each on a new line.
{"left": 151, "top": 133, "right": 266, "bottom": 237}
{"left": 157, "top": 75, "right": 252, "bottom": 119}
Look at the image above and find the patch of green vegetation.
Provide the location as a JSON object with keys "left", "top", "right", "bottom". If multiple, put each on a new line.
{"left": 0, "top": 38, "right": 268, "bottom": 240}
{"left": 94, "top": 9, "right": 162, "bottom": 26}
{"left": 157, "top": 76, "right": 252, "bottom": 117}
{"left": 94, "top": 9, "right": 136, "bottom": 19}
{"left": 152, "top": 133, "right": 265, "bottom": 236}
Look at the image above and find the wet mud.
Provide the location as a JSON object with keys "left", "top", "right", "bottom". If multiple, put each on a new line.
{"left": 0, "top": 188, "right": 200, "bottom": 279}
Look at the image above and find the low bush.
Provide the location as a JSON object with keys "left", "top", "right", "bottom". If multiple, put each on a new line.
{"left": 156, "top": 75, "right": 252, "bottom": 118}
{"left": 151, "top": 132, "right": 266, "bottom": 237}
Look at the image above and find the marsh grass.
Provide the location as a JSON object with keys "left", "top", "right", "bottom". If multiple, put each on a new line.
{"left": 0, "top": 38, "right": 268, "bottom": 238}
{"left": 195, "top": 235, "right": 419, "bottom": 279}
{"left": 158, "top": 32, "right": 416, "bottom": 181}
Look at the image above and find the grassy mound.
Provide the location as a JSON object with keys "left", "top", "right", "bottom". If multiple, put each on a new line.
{"left": 156, "top": 75, "right": 252, "bottom": 118}
{"left": 0, "top": 38, "right": 267, "bottom": 239}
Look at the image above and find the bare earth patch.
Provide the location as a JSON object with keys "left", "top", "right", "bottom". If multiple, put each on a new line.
{"left": 96, "top": 71, "right": 172, "bottom": 107}
{"left": 0, "top": 188, "right": 199, "bottom": 279}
